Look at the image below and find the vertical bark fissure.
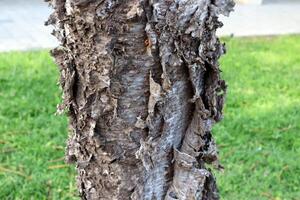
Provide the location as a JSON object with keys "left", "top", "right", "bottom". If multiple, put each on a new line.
{"left": 47, "top": 0, "right": 234, "bottom": 199}
{"left": 48, "top": 0, "right": 156, "bottom": 199}
{"left": 134, "top": 1, "right": 196, "bottom": 199}
{"left": 164, "top": 1, "right": 235, "bottom": 199}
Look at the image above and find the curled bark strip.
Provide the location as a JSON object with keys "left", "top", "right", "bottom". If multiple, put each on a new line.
{"left": 165, "top": 149, "right": 211, "bottom": 200}
{"left": 47, "top": 0, "right": 234, "bottom": 199}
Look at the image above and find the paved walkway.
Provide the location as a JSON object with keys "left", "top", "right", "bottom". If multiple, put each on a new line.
{"left": 218, "top": 3, "right": 300, "bottom": 37}
{"left": 0, "top": 0, "right": 57, "bottom": 52}
{"left": 0, "top": 1, "right": 300, "bottom": 52}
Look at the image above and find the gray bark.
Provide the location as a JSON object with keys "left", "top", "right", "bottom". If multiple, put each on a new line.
{"left": 46, "top": 0, "right": 234, "bottom": 199}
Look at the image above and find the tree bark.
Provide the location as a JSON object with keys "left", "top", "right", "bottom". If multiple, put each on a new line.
{"left": 46, "top": 0, "right": 234, "bottom": 199}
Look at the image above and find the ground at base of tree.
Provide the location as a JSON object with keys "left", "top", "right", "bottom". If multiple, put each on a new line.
{"left": 0, "top": 35, "right": 299, "bottom": 200}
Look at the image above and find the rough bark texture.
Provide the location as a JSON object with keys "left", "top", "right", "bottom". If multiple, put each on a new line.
{"left": 46, "top": 0, "right": 234, "bottom": 199}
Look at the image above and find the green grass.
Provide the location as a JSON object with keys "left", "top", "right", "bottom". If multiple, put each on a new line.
{"left": 215, "top": 35, "right": 300, "bottom": 200}
{"left": 0, "top": 35, "right": 299, "bottom": 199}
{"left": 0, "top": 52, "right": 77, "bottom": 199}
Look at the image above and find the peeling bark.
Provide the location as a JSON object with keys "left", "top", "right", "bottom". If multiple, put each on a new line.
{"left": 46, "top": 0, "right": 234, "bottom": 199}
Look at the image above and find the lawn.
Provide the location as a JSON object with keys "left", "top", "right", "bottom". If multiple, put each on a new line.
{"left": 0, "top": 35, "right": 299, "bottom": 199}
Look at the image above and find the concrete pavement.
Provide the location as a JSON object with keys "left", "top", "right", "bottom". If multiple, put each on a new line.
{"left": 218, "top": 3, "right": 300, "bottom": 37}
{"left": 0, "top": 0, "right": 57, "bottom": 52}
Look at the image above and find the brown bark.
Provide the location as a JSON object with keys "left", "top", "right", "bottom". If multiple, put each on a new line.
{"left": 46, "top": 0, "right": 234, "bottom": 199}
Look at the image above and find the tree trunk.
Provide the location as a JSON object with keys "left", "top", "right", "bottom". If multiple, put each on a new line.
{"left": 46, "top": 0, "right": 234, "bottom": 199}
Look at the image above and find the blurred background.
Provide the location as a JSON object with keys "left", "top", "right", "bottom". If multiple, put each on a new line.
{"left": 0, "top": 0, "right": 299, "bottom": 199}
